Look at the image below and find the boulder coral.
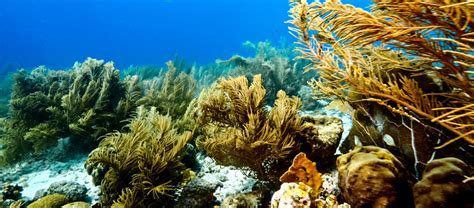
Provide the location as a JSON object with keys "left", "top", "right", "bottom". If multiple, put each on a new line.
{"left": 271, "top": 182, "right": 313, "bottom": 208}
{"left": 413, "top": 157, "right": 474, "bottom": 208}
{"left": 27, "top": 194, "right": 70, "bottom": 208}
{"left": 336, "top": 146, "right": 414, "bottom": 208}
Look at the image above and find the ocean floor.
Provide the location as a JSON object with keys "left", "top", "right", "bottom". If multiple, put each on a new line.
{"left": 1, "top": 155, "right": 99, "bottom": 203}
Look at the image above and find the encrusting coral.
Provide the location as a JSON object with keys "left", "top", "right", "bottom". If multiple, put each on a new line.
{"left": 270, "top": 182, "right": 313, "bottom": 208}
{"left": 336, "top": 146, "right": 414, "bottom": 208}
{"left": 86, "top": 106, "right": 193, "bottom": 207}
{"left": 288, "top": 0, "right": 474, "bottom": 176}
{"left": 413, "top": 157, "right": 474, "bottom": 208}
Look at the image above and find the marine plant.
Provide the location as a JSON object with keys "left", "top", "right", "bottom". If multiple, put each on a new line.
{"left": 218, "top": 41, "right": 312, "bottom": 104}
{"left": 86, "top": 106, "right": 193, "bottom": 207}
{"left": 288, "top": 0, "right": 474, "bottom": 171}
{"left": 196, "top": 75, "right": 321, "bottom": 180}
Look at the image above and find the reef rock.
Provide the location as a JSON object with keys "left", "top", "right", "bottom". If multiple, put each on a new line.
{"left": 336, "top": 146, "right": 413, "bottom": 207}
{"left": 299, "top": 114, "right": 343, "bottom": 167}
{"left": 413, "top": 157, "right": 474, "bottom": 208}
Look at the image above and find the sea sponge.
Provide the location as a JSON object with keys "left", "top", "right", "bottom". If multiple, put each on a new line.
{"left": 271, "top": 182, "right": 313, "bottom": 208}
{"left": 298, "top": 115, "right": 343, "bottom": 167}
{"left": 336, "top": 146, "right": 413, "bottom": 207}
{"left": 27, "top": 194, "right": 70, "bottom": 208}
{"left": 413, "top": 157, "right": 474, "bottom": 208}
{"left": 280, "top": 152, "right": 322, "bottom": 198}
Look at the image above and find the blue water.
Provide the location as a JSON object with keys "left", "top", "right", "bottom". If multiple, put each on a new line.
{"left": 0, "top": 0, "right": 372, "bottom": 70}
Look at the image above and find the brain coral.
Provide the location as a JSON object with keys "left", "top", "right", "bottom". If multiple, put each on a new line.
{"left": 336, "top": 146, "right": 414, "bottom": 208}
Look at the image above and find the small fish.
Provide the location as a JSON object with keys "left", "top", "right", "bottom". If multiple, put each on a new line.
{"left": 383, "top": 134, "right": 396, "bottom": 146}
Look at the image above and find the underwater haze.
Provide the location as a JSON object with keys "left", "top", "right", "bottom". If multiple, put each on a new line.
{"left": 0, "top": 0, "right": 372, "bottom": 70}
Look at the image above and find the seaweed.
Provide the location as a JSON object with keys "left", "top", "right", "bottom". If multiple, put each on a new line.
{"left": 86, "top": 106, "right": 193, "bottom": 207}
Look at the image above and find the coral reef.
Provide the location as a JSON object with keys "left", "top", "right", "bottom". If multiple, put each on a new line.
{"left": 279, "top": 152, "right": 322, "bottom": 198}
{"left": 298, "top": 115, "right": 343, "bottom": 167}
{"left": 86, "top": 106, "right": 192, "bottom": 207}
{"left": 221, "top": 191, "right": 262, "bottom": 208}
{"left": 172, "top": 177, "right": 219, "bottom": 208}
{"left": 336, "top": 146, "right": 414, "bottom": 207}
{"left": 195, "top": 75, "right": 303, "bottom": 179}
{"left": 288, "top": 0, "right": 474, "bottom": 176}
{"left": 1, "top": 57, "right": 198, "bottom": 165}
{"left": 196, "top": 75, "right": 343, "bottom": 180}
{"left": 218, "top": 41, "right": 312, "bottom": 104}
{"left": 0, "top": 72, "right": 14, "bottom": 117}
{"left": 413, "top": 157, "right": 474, "bottom": 208}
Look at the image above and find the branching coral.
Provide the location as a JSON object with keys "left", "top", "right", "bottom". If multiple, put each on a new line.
{"left": 196, "top": 75, "right": 310, "bottom": 180}
{"left": 86, "top": 106, "right": 193, "bottom": 207}
{"left": 288, "top": 0, "right": 474, "bottom": 150}
{"left": 217, "top": 41, "right": 312, "bottom": 104}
